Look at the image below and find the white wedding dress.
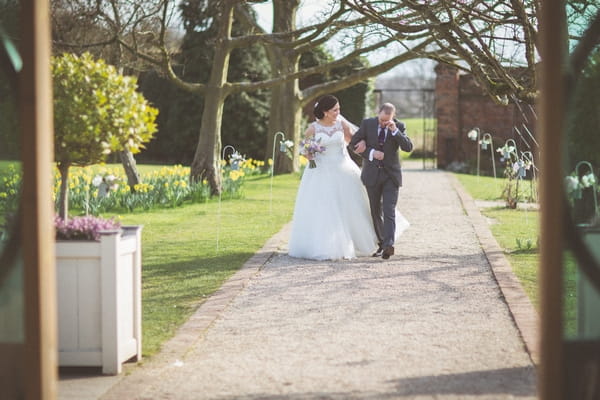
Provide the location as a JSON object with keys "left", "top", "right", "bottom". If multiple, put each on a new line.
{"left": 288, "top": 119, "right": 409, "bottom": 260}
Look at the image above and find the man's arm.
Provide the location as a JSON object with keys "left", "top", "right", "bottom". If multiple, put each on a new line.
{"left": 349, "top": 118, "right": 367, "bottom": 147}
{"left": 390, "top": 120, "right": 413, "bottom": 153}
{"left": 350, "top": 119, "right": 380, "bottom": 160}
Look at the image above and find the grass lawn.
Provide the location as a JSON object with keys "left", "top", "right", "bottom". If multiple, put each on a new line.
{"left": 454, "top": 172, "right": 537, "bottom": 203}
{"left": 454, "top": 173, "right": 505, "bottom": 201}
{"left": 403, "top": 118, "right": 436, "bottom": 136}
{"left": 454, "top": 173, "right": 577, "bottom": 336}
{"left": 403, "top": 118, "right": 436, "bottom": 157}
{"left": 107, "top": 172, "right": 299, "bottom": 357}
{"left": 0, "top": 160, "right": 18, "bottom": 175}
{"left": 482, "top": 207, "right": 540, "bottom": 305}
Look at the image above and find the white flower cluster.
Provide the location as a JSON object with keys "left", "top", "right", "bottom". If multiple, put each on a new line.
{"left": 467, "top": 129, "right": 478, "bottom": 141}
{"left": 92, "top": 173, "right": 120, "bottom": 198}
{"left": 229, "top": 151, "right": 245, "bottom": 163}
{"left": 92, "top": 174, "right": 119, "bottom": 190}
{"left": 581, "top": 172, "right": 596, "bottom": 188}
{"left": 565, "top": 175, "right": 580, "bottom": 193}
{"left": 565, "top": 172, "right": 598, "bottom": 200}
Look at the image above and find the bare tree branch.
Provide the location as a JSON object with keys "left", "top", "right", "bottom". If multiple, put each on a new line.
{"left": 342, "top": 0, "right": 542, "bottom": 104}
{"left": 301, "top": 39, "right": 436, "bottom": 105}
{"left": 570, "top": 7, "right": 600, "bottom": 76}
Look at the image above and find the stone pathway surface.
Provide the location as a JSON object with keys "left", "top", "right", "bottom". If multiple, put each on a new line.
{"left": 86, "top": 166, "right": 536, "bottom": 399}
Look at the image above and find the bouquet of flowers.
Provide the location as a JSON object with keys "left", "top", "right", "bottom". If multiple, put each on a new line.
{"left": 299, "top": 137, "right": 326, "bottom": 169}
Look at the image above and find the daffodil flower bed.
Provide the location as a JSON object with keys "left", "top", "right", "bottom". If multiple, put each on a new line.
{"left": 0, "top": 159, "right": 268, "bottom": 217}
{"left": 0, "top": 164, "right": 20, "bottom": 221}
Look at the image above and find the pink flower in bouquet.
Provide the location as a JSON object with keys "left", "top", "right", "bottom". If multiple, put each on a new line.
{"left": 299, "top": 137, "right": 326, "bottom": 168}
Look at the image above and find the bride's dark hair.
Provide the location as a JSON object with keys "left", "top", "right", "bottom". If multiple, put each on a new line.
{"left": 313, "top": 95, "right": 339, "bottom": 119}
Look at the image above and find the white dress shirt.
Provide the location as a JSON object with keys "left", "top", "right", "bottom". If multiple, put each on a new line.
{"left": 368, "top": 126, "right": 399, "bottom": 161}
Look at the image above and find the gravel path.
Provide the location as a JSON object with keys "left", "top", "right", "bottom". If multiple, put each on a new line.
{"left": 104, "top": 167, "right": 537, "bottom": 399}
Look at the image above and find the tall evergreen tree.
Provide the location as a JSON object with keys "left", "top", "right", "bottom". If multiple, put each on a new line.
{"left": 567, "top": 51, "right": 600, "bottom": 169}
{"left": 299, "top": 46, "right": 371, "bottom": 126}
{"left": 137, "top": 1, "right": 270, "bottom": 163}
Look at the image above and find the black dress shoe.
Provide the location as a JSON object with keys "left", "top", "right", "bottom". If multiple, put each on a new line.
{"left": 382, "top": 246, "right": 395, "bottom": 260}
{"left": 372, "top": 246, "right": 383, "bottom": 257}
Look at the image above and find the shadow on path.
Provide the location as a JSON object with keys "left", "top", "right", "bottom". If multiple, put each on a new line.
{"left": 210, "top": 366, "right": 536, "bottom": 399}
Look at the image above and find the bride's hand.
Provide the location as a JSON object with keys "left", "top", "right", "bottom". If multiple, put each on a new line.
{"left": 354, "top": 140, "right": 366, "bottom": 153}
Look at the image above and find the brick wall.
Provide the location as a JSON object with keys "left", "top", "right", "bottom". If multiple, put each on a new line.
{"left": 435, "top": 63, "right": 536, "bottom": 170}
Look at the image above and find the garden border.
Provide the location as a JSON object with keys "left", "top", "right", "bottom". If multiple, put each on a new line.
{"left": 448, "top": 172, "right": 540, "bottom": 365}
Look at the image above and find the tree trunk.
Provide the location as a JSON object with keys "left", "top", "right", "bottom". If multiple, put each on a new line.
{"left": 266, "top": 87, "right": 302, "bottom": 173}
{"left": 114, "top": 48, "right": 143, "bottom": 189}
{"left": 265, "top": 0, "right": 302, "bottom": 174}
{"left": 119, "top": 150, "right": 141, "bottom": 190}
{"left": 189, "top": 2, "right": 234, "bottom": 194}
{"left": 190, "top": 89, "right": 226, "bottom": 195}
{"left": 58, "top": 162, "right": 70, "bottom": 221}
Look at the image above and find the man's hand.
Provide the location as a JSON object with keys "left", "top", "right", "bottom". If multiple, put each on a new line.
{"left": 386, "top": 120, "right": 397, "bottom": 132}
{"left": 373, "top": 150, "right": 385, "bottom": 160}
{"left": 354, "top": 140, "right": 366, "bottom": 154}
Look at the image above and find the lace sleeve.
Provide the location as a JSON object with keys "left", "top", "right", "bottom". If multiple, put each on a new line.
{"left": 338, "top": 115, "right": 358, "bottom": 135}
{"left": 304, "top": 123, "right": 316, "bottom": 139}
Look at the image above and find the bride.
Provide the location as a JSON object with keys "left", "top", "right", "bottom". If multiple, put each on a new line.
{"left": 288, "top": 95, "right": 408, "bottom": 260}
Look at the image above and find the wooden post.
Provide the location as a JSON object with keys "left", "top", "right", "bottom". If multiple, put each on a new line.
{"left": 100, "top": 230, "right": 121, "bottom": 375}
{"left": 131, "top": 226, "right": 143, "bottom": 362}
{"left": 578, "top": 229, "right": 600, "bottom": 337}
{"left": 19, "top": 0, "right": 57, "bottom": 399}
{"left": 538, "top": 0, "right": 567, "bottom": 399}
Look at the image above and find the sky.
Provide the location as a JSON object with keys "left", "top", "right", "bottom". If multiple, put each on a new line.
{"left": 250, "top": 1, "right": 436, "bottom": 82}
{"left": 252, "top": 0, "right": 330, "bottom": 33}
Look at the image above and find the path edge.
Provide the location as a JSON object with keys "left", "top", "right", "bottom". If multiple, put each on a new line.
{"left": 99, "top": 222, "right": 292, "bottom": 399}
{"left": 448, "top": 173, "right": 540, "bottom": 365}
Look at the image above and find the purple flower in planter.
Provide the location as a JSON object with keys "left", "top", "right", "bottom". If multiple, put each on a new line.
{"left": 55, "top": 215, "right": 121, "bottom": 241}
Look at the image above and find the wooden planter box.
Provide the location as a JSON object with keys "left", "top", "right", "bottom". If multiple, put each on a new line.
{"left": 578, "top": 225, "right": 600, "bottom": 339}
{"left": 56, "top": 225, "right": 142, "bottom": 374}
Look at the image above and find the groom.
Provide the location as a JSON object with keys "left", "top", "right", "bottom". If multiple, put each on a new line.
{"left": 350, "top": 103, "right": 413, "bottom": 259}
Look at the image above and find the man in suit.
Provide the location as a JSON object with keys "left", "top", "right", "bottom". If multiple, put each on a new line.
{"left": 350, "top": 103, "right": 413, "bottom": 259}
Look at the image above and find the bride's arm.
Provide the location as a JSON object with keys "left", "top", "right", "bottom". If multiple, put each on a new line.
{"left": 342, "top": 120, "right": 353, "bottom": 143}
{"left": 302, "top": 125, "right": 316, "bottom": 160}
{"left": 348, "top": 119, "right": 366, "bottom": 147}
{"left": 303, "top": 124, "right": 315, "bottom": 140}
